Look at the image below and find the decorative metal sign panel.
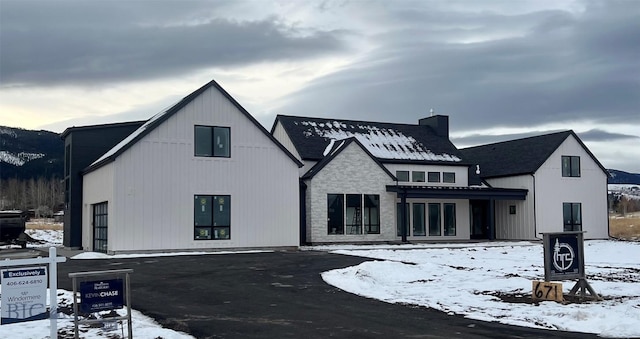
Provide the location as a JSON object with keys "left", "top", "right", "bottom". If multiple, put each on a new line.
{"left": 542, "top": 232, "right": 585, "bottom": 281}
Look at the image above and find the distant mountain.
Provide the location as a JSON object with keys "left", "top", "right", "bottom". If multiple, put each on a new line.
{"left": 0, "top": 126, "right": 63, "bottom": 180}
{"left": 608, "top": 169, "right": 640, "bottom": 185}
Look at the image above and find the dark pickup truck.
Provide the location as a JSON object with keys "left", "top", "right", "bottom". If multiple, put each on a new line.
{"left": 0, "top": 211, "right": 28, "bottom": 248}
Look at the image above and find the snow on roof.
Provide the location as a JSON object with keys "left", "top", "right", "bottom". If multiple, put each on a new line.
{"left": 90, "top": 105, "right": 174, "bottom": 167}
{"left": 299, "top": 121, "right": 461, "bottom": 162}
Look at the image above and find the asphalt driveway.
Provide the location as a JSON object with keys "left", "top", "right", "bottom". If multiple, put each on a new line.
{"left": 55, "top": 250, "right": 596, "bottom": 339}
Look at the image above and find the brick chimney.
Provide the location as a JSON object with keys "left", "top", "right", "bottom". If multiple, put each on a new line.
{"left": 419, "top": 110, "right": 449, "bottom": 138}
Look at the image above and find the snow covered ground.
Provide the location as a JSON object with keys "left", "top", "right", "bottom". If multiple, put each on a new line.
{"left": 3, "top": 228, "right": 639, "bottom": 338}
{"left": 320, "top": 241, "right": 640, "bottom": 338}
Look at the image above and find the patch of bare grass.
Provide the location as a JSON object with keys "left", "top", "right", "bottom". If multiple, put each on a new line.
{"left": 609, "top": 214, "right": 640, "bottom": 241}
{"left": 26, "top": 219, "right": 63, "bottom": 231}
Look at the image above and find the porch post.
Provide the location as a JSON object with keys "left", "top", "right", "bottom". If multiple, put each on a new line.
{"left": 401, "top": 188, "right": 408, "bottom": 243}
{"left": 489, "top": 198, "right": 495, "bottom": 240}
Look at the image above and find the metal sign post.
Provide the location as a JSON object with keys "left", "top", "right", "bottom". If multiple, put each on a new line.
{"left": 68, "top": 269, "right": 133, "bottom": 339}
{"left": 541, "top": 231, "right": 601, "bottom": 301}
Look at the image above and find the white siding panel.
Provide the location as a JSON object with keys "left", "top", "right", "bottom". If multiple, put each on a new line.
{"left": 109, "top": 85, "right": 299, "bottom": 252}
{"left": 272, "top": 121, "right": 301, "bottom": 161}
{"left": 486, "top": 175, "right": 535, "bottom": 240}
{"left": 82, "top": 162, "right": 114, "bottom": 251}
{"left": 534, "top": 135, "right": 608, "bottom": 239}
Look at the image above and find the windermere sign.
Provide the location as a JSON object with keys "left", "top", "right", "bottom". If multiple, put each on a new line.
{"left": 1, "top": 267, "right": 48, "bottom": 324}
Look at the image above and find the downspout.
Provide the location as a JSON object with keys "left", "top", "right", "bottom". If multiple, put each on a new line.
{"left": 531, "top": 174, "right": 537, "bottom": 239}
{"left": 299, "top": 180, "right": 307, "bottom": 245}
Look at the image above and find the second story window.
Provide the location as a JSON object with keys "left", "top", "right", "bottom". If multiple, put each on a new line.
{"left": 195, "top": 126, "right": 230, "bottom": 158}
{"left": 396, "top": 171, "right": 409, "bottom": 182}
{"left": 561, "top": 156, "right": 580, "bottom": 177}
{"left": 412, "top": 171, "right": 425, "bottom": 182}
{"left": 443, "top": 172, "right": 456, "bottom": 183}
{"left": 427, "top": 172, "right": 440, "bottom": 183}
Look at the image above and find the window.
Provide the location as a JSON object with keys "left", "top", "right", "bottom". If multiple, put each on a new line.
{"left": 443, "top": 172, "right": 456, "bottom": 183}
{"left": 364, "top": 195, "right": 380, "bottom": 234}
{"left": 194, "top": 195, "right": 231, "bottom": 240}
{"left": 444, "top": 203, "right": 456, "bottom": 236}
{"left": 509, "top": 205, "right": 516, "bottom": 215}
{"left": 396, "top": 171, "right": 409, "bottom": 182}
{"left": 346, "top": 194, "right": 362, "bottom": 234}
{"left": 397, "top": 203, "right": 410, "bottom": 236}
{"left": 428, "top": 203, "right": 441, "bottom": 236}
{"left": 195, "top": 126, "right": 230, "bottom": 157}
{"left": 412, "top": 171, "right": 425, "bottom": 182}
{"left": 563, "top": 203, "right": 582, "bottom": 231}
{"left": 328, "top": 194, "right": 344, "bottom": 234}
{"left": 413, "top": 203, "right": 426, "bottom": 236}
{"left": 93, "top": 202, "right": 108, "bottom": 253}
{"left": 562, "top": 156, "right": 580, "bottom": 177}
{"left": 428, "top": 172, "right": 440, "bottom": 183}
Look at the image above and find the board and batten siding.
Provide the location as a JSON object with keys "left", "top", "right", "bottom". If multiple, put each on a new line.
{"left": 82, "top": 162, "right": 115, "bottom": 250}
{"left": 305, "top": 142, "right": 396, "bottom": 243}
{"left": 271, "top": 121, "right": 302, "bottom": 162}
{"left": 534, "top": 135, "right": 608, "bottom": 239}
{"left": 486, "top": 175, "right": 536, "bottom": 240}
{"left": 85, "top": 85, "right": 299, "bottom": 253}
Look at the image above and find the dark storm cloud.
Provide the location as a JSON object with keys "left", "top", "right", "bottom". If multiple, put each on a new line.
{"left": 0, "top": 0, "right": 348, "bottom": 86}
{"left": 453, "top": 129, "right": 639, "bottom": 147}
{"left": 275, "top": 1, "right": 640, "bottom": 131}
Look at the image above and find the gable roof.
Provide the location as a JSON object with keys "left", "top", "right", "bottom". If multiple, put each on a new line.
{"left": 460, "top": 130, "right": 608, "bottom": 178}
{"left": 273, "top": 115, "right": 464, "bottom": 164}
{"left": 60, "top": 120, "right": 146, "bottom": 139}
{"left": 85, "top": 79, "right": 302, "bottom": 173}
{"left": 301, "top": 137, "right": 396, "bottom": 180}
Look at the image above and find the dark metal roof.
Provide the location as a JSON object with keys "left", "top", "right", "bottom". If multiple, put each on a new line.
{"left": 274, "top": 115, "right": 465, "bottom": 164}
{"left": 460, "top": 130, "right": 607, "bottom": 179}
{"left": 302, "top": 137, "right": 396, "bottom": 180}
{"left": 84, "top": 79, "right": 302, "bottom": 174}
{"left": 60, "top": 121, "right": 146, "bottom": 139}
{"left": 386, "top": 185, "right": 528, "bottom": 200}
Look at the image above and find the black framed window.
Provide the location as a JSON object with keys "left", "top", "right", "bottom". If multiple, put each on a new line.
{"left": 93, "top": 202, "right": 108, "bottom": 253}
{"left": 364, "top": 195, "right": 380, "bottom": 234}
{"left": 194, "top": 195, "right": 231, "bottom": 240}
{"left": 195, "top": 125, "right": 230, "bottom": 157}
{"left": 428, "top": 172, "right": 440, "bottom": 183}
{"left": 428, "top": 203, "right": 441, "bottom": 236}
{"left": 412, "top": 171, "right": 425, "bottom": 182}
{"left": 413, "top": 203, "right": 426, "bottom": 236}
{"left": 443, "top": 172, "right": 456, "bottom": 183}
{"left": 346, "top": 194, "right": 362, "bottom": 234}
{"left": 397, "top": 203, "right": 410, "bottom": 236}
{"left": 328, "top": 194, "right": 344, "bottom": 234}
{"left": 509, "top": 205, "right": 516, "bottom": 215}
{"left": 444, "top": 203, "right": 456, "bottom": 236}
{"left": 396, "top": 171, "right": 409, "bottom": 182}
{"left": 563, "top": 202, "right": 582, "bottom": 231}
{"left": 561, "top": 156, "right": 580, "bottom": 177}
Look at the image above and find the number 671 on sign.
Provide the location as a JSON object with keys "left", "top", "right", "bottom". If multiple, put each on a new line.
{"left": 532, "top": 281, "right": 563, "bottom": 302}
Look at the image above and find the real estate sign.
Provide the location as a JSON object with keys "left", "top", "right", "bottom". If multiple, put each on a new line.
{"left": 1, "top": 267, "right": 48, "bottom": 325}
{"left": 542, "top": 231, "right": 585, "bottom": 281}
{"left": 79, "top": 279, "right": 124, "bottom": 313}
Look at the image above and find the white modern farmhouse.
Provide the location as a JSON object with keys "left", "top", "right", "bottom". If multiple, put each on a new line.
{"left": 66, "top": 79, "right": 302, "bottom": 253}
{"left": 272, "top": 115, "right": 609, "bottom": 244}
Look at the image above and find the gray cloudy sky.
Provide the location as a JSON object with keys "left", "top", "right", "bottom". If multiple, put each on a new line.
{"left": 1, "top": 0, "right": 638, "bottom": 172}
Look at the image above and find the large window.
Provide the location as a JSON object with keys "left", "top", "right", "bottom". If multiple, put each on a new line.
{"left": 428, "top": 172, "right": 440, "bottom": 183}
{"left": 562, "top": 156, "right": 580, "bottom": 177}
{"left": 364, "top": 195, "right": 380, "bottom": 234}
{"left": 413, "top": 203, "right": 426, "bottom": 236}
{"left": 92, "top": 202, "right": 108, "bottom": 253}
{"left": 346, "top": 194, "right": 362, "bottom": 234}
{"left": 563, "top": 203, "right": 582, "bottom": 231}
{"left": 396, "top": 171, "right": 409, "bottom": 182}
{"left": 428, "top": 203, "right": 441, "bottom": 236}
{"left": 444, "top": 203, "right": 456, "bottom": 236}
{"left": 195, "top": 126, "right": 230, "bottom": 157}
{"left": 397, "top": 203, "right": 410, "bottom": 236}
{"left": 194, "top": 195, "right": 231, "bottom": 240}
{"left": 328, "top": 194, "right": 345, "bottom": 234}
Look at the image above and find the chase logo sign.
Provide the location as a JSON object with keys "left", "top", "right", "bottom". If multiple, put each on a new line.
{"left": 543, "top": 232, "right": 583, "bottom": 281}
{"left": 79, "top": 279, "right": 124, "bottom": 313}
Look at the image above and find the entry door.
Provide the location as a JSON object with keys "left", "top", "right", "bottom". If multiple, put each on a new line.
{"left": 470, "top": 200, "right": 489, "bottom": 239}
{"left": 93, "top": 202, "right": 108, "bottom": 253}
